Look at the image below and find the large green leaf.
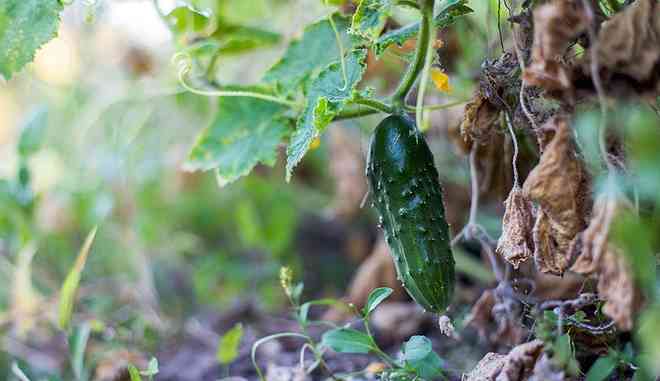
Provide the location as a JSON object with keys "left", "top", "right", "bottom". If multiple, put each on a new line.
{"left": 212, "top": 24, "right": 281, "bottom": 55}
{"left": 0, "top": 0, "right": 64, "bottom": 79}
{"left": 285, "top": 48, "right": 367, "bottom": 180}
{"left": 403, "top": 336, "right": 444, "bottom": 379}
{"left": 351, "top": 0, "right": 394, "bottom": 42}
{"left": 185, "top": 91, "right": 291, "bottom": 186}
{"left": 263, "top": 13, "right": 352, "bottom": 93}
{"left": 321, "top": 328, "right": 375, "bottom": 354}
{"left": 373, "top": 0, "right": 472, "bottom": 56}
{"left": 167, "top": 6, "right": 280, "bottom": 55}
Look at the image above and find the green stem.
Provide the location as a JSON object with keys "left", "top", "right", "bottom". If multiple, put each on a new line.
{"left": 391, "top": 0, "right": 435, "bottom": 107}
{"left": 404, "top": 98, "right": 470, "bottom": 112}
{"left": 354, "top": 97, "right": 395, "bottom": 114}
{"left": 334, "top": 107, "right": 380, "bottom": 120}
{"left": 363, "top": 318, "right": 397, "bottom": 367}
{"left": 397, "top": 0, "right": 420, "bottom": 9}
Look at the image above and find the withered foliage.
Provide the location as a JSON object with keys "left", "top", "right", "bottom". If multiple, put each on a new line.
{"left": 460, "top": 93, "right": 501, "bottom": 148}
{"left": 578, "top": 0, "right": 660, "bottom": 90}
{"left": 497, "top": 186, "right": 535, "bottom": 269}
{"left": 523, "top": 117, "right": 589, "bottom": 275}
{"left": 465, "top": 340, "right": 545, "bottom": 381}
{"left": 523, "top": 0, "right": 587, "bottom": 93}
{"left": 570, "top": 191, "right": 642, "bottom": 330}
{"left": 465, "top": 289, "right": 528, "bottom": 347}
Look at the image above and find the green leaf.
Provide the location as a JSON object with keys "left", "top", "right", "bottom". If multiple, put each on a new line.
{"left": 363, "top": 287, "right": 393, "bottom": 316}
{"left": 217, "top": 323, "right": 244, "bottom": 365}
{"left": 212, "top": 23, "right": 281, "bottom": 55}
{"left": 321, "top": 328, "right": 375, "bottom": 354}
{"left": 403, "top": 336, "right": 432, "bottom": 361}
{"left": 553, "top": 334, "right": 580, "bottom": 376}
{"left": 403, "top": 336, "right": 443, "bottom": 379}
{"left": 263, "top": 13, "right": 352, "bottom": 93}
{"left": 299, "top": 298, "right": 339, "bottom": 325}
{"left": 167, "top": 5, "right": 211, "bottom": 35}
{"left": 374, "top": 0, "right": 472, "bottom": 56}
{"left": 128, "top": 365, "right": 143, "bottom": 381}
{"left": 185, "top": 91, "right": 290, "bottom": 186}
{"left": 351, "top": 0, "right": 394, "bottom": 42}
{"left": 585, "top": 355, "right": 618, "bottom": 381}
{"left": 0, "top": 0, "right": 64, "bottom": 79}
{"left": 285, "top": 48, "right": 368, "bottom": 180}
{"left": 58, "top": 226, "right": 98, "bottom": 330}
{"left": 69, "top": 323, "right": 91, "bottom": 380}
{"left": 17, "top": 106, "right": 48, "bottom": 158}
{"left": 638, "top": 305, "right": 660, "bottom": 376}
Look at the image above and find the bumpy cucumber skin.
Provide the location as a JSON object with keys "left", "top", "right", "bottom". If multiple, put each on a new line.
{"left": 367, "top": 114, "right": 455, "bottom": 313}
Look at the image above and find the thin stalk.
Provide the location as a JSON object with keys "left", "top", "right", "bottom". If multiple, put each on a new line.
{"left": 174, "top": 53, "right": 299, "bottom": 107}
{"left": 404, "top": 98, "right": 469, "bottom": 112}
{"left": 363, "top": 318, "right": 397, "bottom": 367}
{"left": 334, "top": 107, "right": 380, "bottom": 120}
{"left": 354, "top": 97, "right": 395, "bottom": 114}
{"left": 397, "top": 0, "right": 421, "bottom": 9}
{"left": 391, "top": 0, "right": 435, "bottom": 106}
{"left": 415, "top": 14, "right": 436, "bottom": 130}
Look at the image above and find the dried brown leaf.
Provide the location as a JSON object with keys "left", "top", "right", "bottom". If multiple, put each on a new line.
{"left": 569, "top": 194, "right": 618, "bottom": 274}
{"left": 465, "top": 289, "right": 496, "bottom": 341}
{"left": 598, "top": 246, "right": 641, "bottom": 331}
{"left": 528, "top": 353, "right": 567, "bottom": 381}
{"left": 465, "top": 352, "right": 506, "bottom": 381}
{"left": 466, "top": 289, "right": 527, "bottom": 346}
{"left": 496, "top": 339, "right": 545, "bottom": 381}
{"left": 591, "top": 0, "right": 660, "bottom": 82}
{"left": 497, "top": 186, "right": 535, "bottom": 269}
{"left": 532, "top": 210, "right": 572, "bottom": 275}
{"left": 572, "top": 192, "right": 641, "bottom": 330}
{"left": 523, "top": 0, "right": 588, "bottom": 92}
{"left": 459, "top": 93, "right": 500, "bottom": 147}
{"left": 523, "top": 117, "right": 589, "bottom": 275}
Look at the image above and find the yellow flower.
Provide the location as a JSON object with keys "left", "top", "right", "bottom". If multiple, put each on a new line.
{"left": 309, "top": 136, "right": 321, "bottom": 150}
{"left": 430, "top": 67, "right": 453, "bottom": 94}
{"left": 279, "top": 266, "right": 293, "bottom": 296}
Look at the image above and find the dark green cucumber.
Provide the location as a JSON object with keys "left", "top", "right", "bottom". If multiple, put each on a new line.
{"left": 366, "top": 114, "right": 455, "bottom": 313}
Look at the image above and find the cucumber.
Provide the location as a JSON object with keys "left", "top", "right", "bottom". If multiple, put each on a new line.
{"left": 366, "top": 114, "right": 455, "bottom": 313}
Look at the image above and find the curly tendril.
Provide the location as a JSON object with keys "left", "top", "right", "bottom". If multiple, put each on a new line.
{"left": 172, "top": 51, "right": 299, "bottom": 107}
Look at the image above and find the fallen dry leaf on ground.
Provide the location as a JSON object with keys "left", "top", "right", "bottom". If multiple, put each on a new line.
{"left": 497, "top": 186, "right": 535, "bottom": 269}
{"left": 465, "top": 289, "right": 528, "bottom": 347}
{"left": 465, "top": 340, "right": 546, "bottom": 381}
{"left": 523, "top": 117, "right": 589, "bottom": 275}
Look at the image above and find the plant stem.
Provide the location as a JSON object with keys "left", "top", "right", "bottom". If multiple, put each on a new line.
{"left": 334, "top": 107, "right": 380, "bottom": 120}
{"left": 397, "top": 0, "right": 421, "bottom": 9}
{"left": 355, "top": 97, "right": 395, "bottom": 114}
{"left": 403, "top": 98, "right": 469, "bottom": 112}
{"left": 391, "top": 0, "right": 435, "bottom": 107}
